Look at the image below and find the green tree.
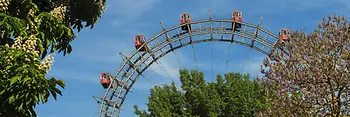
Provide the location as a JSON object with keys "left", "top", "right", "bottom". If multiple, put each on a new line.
{"left": 0, "top": 0, "right": 107, "bottom": 116}
{"left": 134, "top": 69, "right": 269, "bottom": 117}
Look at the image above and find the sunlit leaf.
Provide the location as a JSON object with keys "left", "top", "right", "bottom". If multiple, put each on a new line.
{"left": 9, "top": 95, "right": 15, "bottom": 103}
{"left": 10, "top": 76, "right": 20, "bottom": 86}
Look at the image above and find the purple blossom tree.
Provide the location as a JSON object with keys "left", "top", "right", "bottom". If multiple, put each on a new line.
{"left": 259, "top": 14, "right": 350, "bottom": 116}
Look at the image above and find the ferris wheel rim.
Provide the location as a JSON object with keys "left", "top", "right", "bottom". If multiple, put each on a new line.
{"left": 97, "top": 17, "right": 287, "bottom": 117}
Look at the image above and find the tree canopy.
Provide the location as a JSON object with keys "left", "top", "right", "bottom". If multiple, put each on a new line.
{"left": 134, "top": 69, "right": 269, "bottom": 117}
{"left": 0, "top": 0, "right": 107, "bottom": 116}
{"left": 259, "top": 14, "right": 350, "bottom": 116}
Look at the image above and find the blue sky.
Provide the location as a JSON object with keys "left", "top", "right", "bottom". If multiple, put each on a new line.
{"left": 35, "top": 0, "right": 350, "bottom": 117}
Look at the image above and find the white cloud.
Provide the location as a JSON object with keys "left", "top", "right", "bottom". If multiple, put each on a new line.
{"left": 119, "top": 48, "right": 193, "bottom": 92}
{"left": 58, "top": 30, "right": 192, "bottom": 86}
{"left": 111, "top": 0, "right": 161, "bottom": 18}
{"left": 48, "top": 66, "right": 100, "bottom": 84}
{"left": 90, "top": 37, "right": 188, "bottom": 83}
{"left": 274, "top": 0, "right": 328, "bottom": 9}
{"left": 147, "top": 51, "right": 186, "bottom": 84}
{"left": 106, "top": 0, "right": 162, "bottom": 26}
{"left": 189, "top": 0, "right": 233, "bottom": 19}
{"left": 193, "top": 51, "right": 266, "bottom": 78}
{"left": 132, "top": 77, "right": 154, "bottom": 91}
{"left": 246, "top": 0, "right": 348, "bottom": 15}
{"left": 242, "top": 55, "right": 265, "bottom": 77}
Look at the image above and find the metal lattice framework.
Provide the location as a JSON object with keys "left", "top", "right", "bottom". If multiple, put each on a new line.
{"left": 94, "top": 16, "right": 286, "bottom": 117}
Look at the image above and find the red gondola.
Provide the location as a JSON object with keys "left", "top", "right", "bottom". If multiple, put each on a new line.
{"left": 279, "top": 29, "right": 291, "bottom": 41}
{"left": 100, "top": 72, "right": 113, "bottom": 89}
{"left": 180, "top": 13, "right": 192, "bottom": 31}
{"left": 134, "top": 35, "right": 148, "bottom": 51}
{"left": 232, "top": 10, "right": 242, "bottom": 32}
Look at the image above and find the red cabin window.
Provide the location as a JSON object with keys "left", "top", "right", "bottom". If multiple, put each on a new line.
{"left": 134, "top": 35, "right": 146, "bottom": 46}
{"left": 280, "top": 29, "right": 290, "bottom": 36}
{"left": 279, "top": 29, "right": 291, "bottom": 40}
{"left": 232, "top": 10, "right": 242, "bottom": 21}
{"left": 100, "top": 72, "right": 113, "bottom": 89}
{"left": 100, "top": 72, "right": 112, "bottom": 84}
{"left": 180, "top": 13, "right": 191, "bottom": 24}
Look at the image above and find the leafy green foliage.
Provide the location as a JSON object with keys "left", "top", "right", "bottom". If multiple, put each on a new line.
{"left": 0, "top": 0, "right": 107, "bottom": 116}
{"left": 0, "top": 46, "right": 65, "bottom": 117}
{"left": 134, "top": 69, "right": 270, "bottom": 117}
{"left": 1, "top": 0, "right": 106, "bottom": 56}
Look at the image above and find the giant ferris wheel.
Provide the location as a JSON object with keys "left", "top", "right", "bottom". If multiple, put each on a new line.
{"left": 93, "top": 9, "right": 291, "bottom": 117}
